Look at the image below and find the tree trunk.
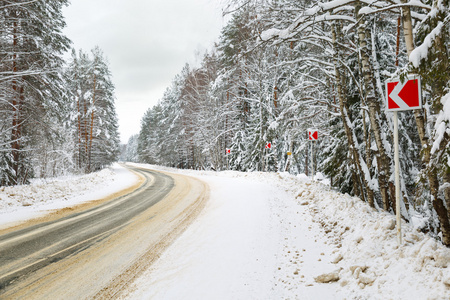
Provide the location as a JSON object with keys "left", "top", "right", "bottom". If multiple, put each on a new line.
{"left": 430, "top": 166, "right": 450, "bottom": 246}
{"left": 77, "top": 96, "right": 82, "bottom": 169}
{"left": 88, "top": 74, "right": 97, "bottom": 173}
{"left": 362, "top": 110, "right": 375, "bottom": 208}
{"left": 83, "top": 94, "right": 89, "bottom": 171}
{"left": 333, "top": 23, "right": 371, "bottom": 202}
{"left": 10, "top": 20, "right": 20, "bottom": 184}
{"left": 356, "top": 2, "right": 393, "bottom": 210}
{"left": 444, "top": 170, "right": 450, "bottom": 226}
{"left": 305, "top": 132, "right": 309, "bottom": 176}
{"left": 401, "top": 1, "right": 429, "bottom": 156}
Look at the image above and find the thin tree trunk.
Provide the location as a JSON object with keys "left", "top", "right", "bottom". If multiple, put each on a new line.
{"left": 401, "top": 1, "right": 429, "bottom": 153}
{"left": 77, "top": 96, "right": 82, "bottom": 169}
{"left": 305, "top": 132, "right": 309, "bottom": 176}
{"left": 362, "top": 110, "right": 375, "bottom": 207}
{"left": 88, "top": 73, "right": 97, "bottom": 173}
{"left": 333, "top": 23, "right": 370, "bottom": 202}
{"left": 83, "top": 94, "right": 89, "bottom": 171}
{"left": 11, "top": 20, "right": 20, "bottom": 183}
{"left": 396, "top": 16, "right": 401, "bottom": 67}
{"left": 444, "top": 171, "right": 450, "bottom": 224}
{"left": 356, "top": 2, "right": 392, "bottom": 210}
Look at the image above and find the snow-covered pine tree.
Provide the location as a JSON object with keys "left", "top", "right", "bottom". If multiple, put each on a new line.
{"left": 122, "top": 134, "right": 139, "bottom": 163}
{"left": 0, "top": 0, "right": 71, "bottom": 185}
{"left": 66, "top": 47, "right": 120, "bottom": 173}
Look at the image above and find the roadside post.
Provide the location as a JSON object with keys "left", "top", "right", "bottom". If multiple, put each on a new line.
{"left": 285, "top": 151, "right": 292, "bottom": 172}
{"left": 385, "top": 74, "right": 422, "bottom": 245}
{"left": 226, "top": 148, "right": 231, "bottom": 170}
{"left": 265, "top": 142, "right": 271, "bottom": 171}
{"left": 308, "top": 129, "right": 318, "bottom": 181}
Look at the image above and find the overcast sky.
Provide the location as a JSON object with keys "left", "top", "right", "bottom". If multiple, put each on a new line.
{"left": 62, "top": 0, "right": 226, "bottom": 143}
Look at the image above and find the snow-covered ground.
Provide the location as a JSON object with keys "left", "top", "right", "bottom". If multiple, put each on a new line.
{"left": 0, "top": 163, "right": 138, "bottom": 229}
{"left": 125, "top": 164, "right": 450, "bottom": 300}
{"left": 1, "top": 163, "right": 449, "bottom": 299}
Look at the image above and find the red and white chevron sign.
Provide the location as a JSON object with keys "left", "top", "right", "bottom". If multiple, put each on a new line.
{"left": 308, "top": 130, "right": 318, "bottom": 140}
{"left": 385, "top": 75, "right": 422, "bottom": 111}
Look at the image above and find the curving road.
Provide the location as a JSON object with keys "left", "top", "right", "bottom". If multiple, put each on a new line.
{"left": 0, "top": 165, "right": 208, "bottom": 299}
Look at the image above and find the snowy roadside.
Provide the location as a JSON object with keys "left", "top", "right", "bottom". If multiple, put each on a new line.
{"left": 126, "top": 163, "right": 450, "bottom": 300}
{"left": 0, "top": 162, "right": 448, "bottom": 299}
{"left": 0, "top": 163, "right": 139, "bottom": 229}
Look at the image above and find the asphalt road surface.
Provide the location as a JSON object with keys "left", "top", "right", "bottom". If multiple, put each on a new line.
{"left": 0, "top": 165, "right": 209, "bottom": 299}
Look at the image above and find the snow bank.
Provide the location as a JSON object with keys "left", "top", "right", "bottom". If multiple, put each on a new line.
{"left": 247, "top": 171, "right": 449, "bottom": 299}
{"left": 0, "top": 163, "right": 139, "bottom": 228}
{"left": 294, "top": 182, "right": 450, "bottom": 299}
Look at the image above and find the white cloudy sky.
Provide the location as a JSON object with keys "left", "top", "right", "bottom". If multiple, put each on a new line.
{"left": 62, "top": 0, "right": 226, "bottom": 143}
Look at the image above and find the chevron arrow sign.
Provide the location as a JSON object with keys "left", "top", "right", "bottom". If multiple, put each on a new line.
{"left": 385, "top": 75, "right": 422, "bottom": 111}
{"left": 308, "top": 129, "right": 318, "bottom": 141}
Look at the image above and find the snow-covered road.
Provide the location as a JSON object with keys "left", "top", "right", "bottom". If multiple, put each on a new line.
{"left": 0, "top": 164, "right": 139, "bottom": 230}
{"left": 1, "top": 163, "right": 449, "bottom": 299}
{"left": 124, "top": 166, "right": 338, "bottom": 299}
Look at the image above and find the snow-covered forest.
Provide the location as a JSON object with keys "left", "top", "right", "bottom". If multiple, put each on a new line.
{"left": 0, "top": 1, "right": 120, "bottom": 185}
{"left": 128, "top": 0, "right": 450, "bottom": 246}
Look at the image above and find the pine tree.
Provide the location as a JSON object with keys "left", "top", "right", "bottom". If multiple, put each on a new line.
{"left": 0, "top": 0, "right": 71, "bottom": 185}
{"left": 66, "top": 47, "right": 120, "bottom": 173}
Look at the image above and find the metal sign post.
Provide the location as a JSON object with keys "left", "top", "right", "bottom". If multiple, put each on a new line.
{"left": 308, "top": 129, "right": 318, "bottom": 181}
{"left": 265, "top": 142, "right": 271, "bottom": 172}
{"left": 386, "top": 75, "right": 422, "bottom": 245}
{"left": 311, "top": 141, "right": 315, "bottom": 181}
{"left": 393, "top": 111, "right": 401, "bottom": 244}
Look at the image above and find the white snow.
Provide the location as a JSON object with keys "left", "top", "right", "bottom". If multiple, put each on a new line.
{"left": 1, "top": 163, "right": 449, "bottom": 299}
{"left": 259, "top": 28, "right": 291, "bottom": 41}
{"left": 358, "top": 6, "right": 375, "bottom": 15}
{"left": 125, "top": 164, "right": 450, "bottom": 300}
{"left": 431, "top": 91, "right": 450, "bottom": 156}
{"left": 318, "top": 0, "right": 355, "bottom": 12}
{"left": 0, "top": 163, "right": 139, "bottom": 229}
{"left": 269, "top": 120, "right": 279, "bottom": 130}
{"left": 409, "top": 21, "right": 445, "bottom": 68}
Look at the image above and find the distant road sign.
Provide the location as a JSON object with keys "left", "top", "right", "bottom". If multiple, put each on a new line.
{"left": 308, "top": 130, "right": 318, "bottom": 141}
{"left": 386, "top": 75, "right": 422, "bottom": 111}
{"left": 265, "top": 142, "right": 272, "bottom": 149}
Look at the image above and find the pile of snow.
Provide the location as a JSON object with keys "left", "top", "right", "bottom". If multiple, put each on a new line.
{"left": 0, "top": 163, "right": 138, "bottom": 228}
{"left": 255, "top": 171, "right": 449, "bottom": 299}
{"left": 290, "top": 176, "right": 450, "bottom": 299}
{"left": 126, "top": 164, "right": 450, "bottom": 300}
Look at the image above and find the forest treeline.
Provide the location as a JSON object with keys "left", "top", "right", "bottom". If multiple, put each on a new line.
{"left": 127, "top": 0, "right": 450, "bottom": 245}
{"left": 0, "top": 1, "right": 120, "bottom": 185}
